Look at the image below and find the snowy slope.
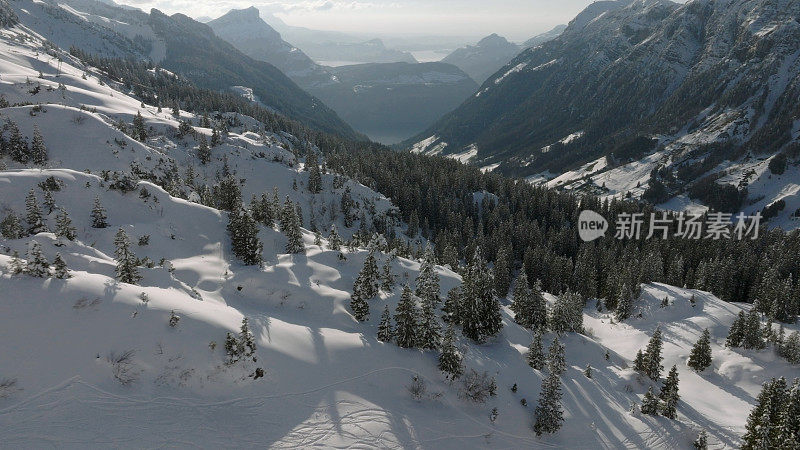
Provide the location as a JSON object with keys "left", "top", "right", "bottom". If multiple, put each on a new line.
{"left": 0, "top": 11, "right": 797, "bottom": 450}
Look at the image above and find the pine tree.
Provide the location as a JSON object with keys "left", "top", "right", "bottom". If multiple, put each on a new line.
{"left": 9, "top": 250, "right": 25, "bottom": 275}
{"left": 54, "top": 208, "right": 76, "bottom": 241}
{"left": 743, "top": 310, "right": 765, "bottom": 350}
{"left": 227, "top": 207, "right": 263, "bottom": 265}
{"left": 328, "top": 224, "right": 342, "bottom": 251}
{"left": 132, "top": 111, "right": 147, "bottom": 141}
{"left": 114, "top": 228, "right": 141, "bottom": 284}
{"left": 659, "top": 365, "right": 680, "bottom": 419}
{"left": 91, "top": 196, "right": 108, "bottom": 228}
{"left": 350, "top": 281, "right": 370, "bottom": 322}
{"left": 30, "top": 124, "right": 47, "bottom": 164}
{"left": 217, "top": 174, "right": 242, "bottom": 212}
{"left": 25, "top": 241, "right": 50, "bottom": 277}
{"left": 416, "top": 247, "right": 442, "bottom": 349}
{"left": 526, "top": 331, "right": 546, "bottom": 370}
{"left": 461, "top": 248, "right": 502, "bottom": 343}
{"left": 53, "top": 253, "right": 70, "bottom": 278}
{"left": 377, "top": 305, "right": 393, "bottom": 341}
{"left": 510, "top": 271, "right": 535, "bottom": 328}
{"left": 550, "top": 290, "right": 584, "bottom": 333}
{"left": 240, "top": 318, "right": 256, "bottom": 359}
{"left": 493, "top": 243, "right": 511, "bottom": 296}
{"left": 641, "top": 327, "right": 664, "bottom": 381}
{"left": 1, "top": 211, "right": 24, "bottom": 239}
{"left": 438, "top": 322, "right": 464, "bottom": 381}
{"left": 584, "top": 364, "right": 592, "bottom": 378}
{"left": 381, "top": 257, "right": 395, "bottom": 291}
{"left": 615, "top": 282, "right": 634, "bottom": 322}
{"left": 727, "top": 311, "right": 746, "bottom": 348}
{"left": 306, "top": 151, "right": 322, "bottom": 194}
{"left": 43, "top": 191, "right": 55, "bottom": 215}
{"left": 25, "top": 189, "right": 45, "bottom": 234}
{"left": 284, "top": 200, "right": 305, "bottom": 254}
{"left": 634, "top": 349, "right": 645, "bottom": 372}
{"left": 197, "top": 135, "right": 211, "bottom": 164}
{"left": 442, "top": 285, "right": 462, "bottom": 324}
{"left": 7, "top": 120, "right": 29, "bottom": 163}
{"left": 394, "top": 285, "right": 418, "bottom": 348}
{"left": 547, "top": 337, "right": 566, "bottom": 375}
{"left": 641, "top": 386, "right": 660, "bottom": 415}
{"left": 777, "top": 380, "right": 800, "bottom": 447}
{"left": 692, "top": 430, "right": 708, "bottom": 450}
{"left": 533, "top": 369, "right": 564, "bottom": 435}
{"left": 688, "top": 329, "right": 712, "bottom": 372}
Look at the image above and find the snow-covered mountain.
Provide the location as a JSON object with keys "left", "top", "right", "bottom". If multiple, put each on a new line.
{"left": 405, "top": 0, "right": 800, "bottom": 227}
{"left": 442, "top": 34, "right": 522, "bottom": 84}
{"left": 10, "top": 0, "right": 361, "bottom": 140}
{"left": 522, "top": 25, "right": 567, "bottom": 49}
{"left": 1, "top": 0, "right": 799, "bottom": 448}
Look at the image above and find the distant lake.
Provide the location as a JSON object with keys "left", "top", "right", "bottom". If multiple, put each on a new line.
{"left": 409, "top": 50, "right": 451, "bottom": 62}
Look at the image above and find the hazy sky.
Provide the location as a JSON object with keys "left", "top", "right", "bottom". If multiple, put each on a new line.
{"left": 125, "top": 0, "right": 607, "bottom": 41}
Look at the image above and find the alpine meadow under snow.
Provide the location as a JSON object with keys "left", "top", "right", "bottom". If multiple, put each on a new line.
{"left": 1, "top": 0, "right": 800, "bottom": 449}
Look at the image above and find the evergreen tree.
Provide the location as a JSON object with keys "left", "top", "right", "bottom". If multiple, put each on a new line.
{"left": 54, "top": 208, "right": 76, "bottom": 241}
{"left": 550, "top": 290, "right": 584, "bottom": 333}
{"left": 533, "top": 369, "right": 564, "bottom": 435}
{"left": 43, "top": 190, "right": 56, "bottom": 215}
{"left": 638, "top": 327, "right": 664, "bottom": 381}
{"left": 547, "top": 337, "right": 566, "bottom": 375}
{"left": 510, "top": 271, "right": 535, "bottom": 328}
{"left": 615, "top": 283, "right": 634, "bottom": 322}
{"left": 641, "top": 386, "right": 660, "bottom": 415}
{"left": 442, "top": 286, "right": 462, "bottom": 324}
{"left": 493, "top": 243, "right": 511, "bottom": 296}
{"left": 688, "top": 329, "right": 713, "bottom": 372}
{"left": 692, "top": 430, "right": 708, "bottom": 450}
{"left": 227, "top": 207, "right": 263, "bottom": 265}
{"left": 240, "top": 318, "right": 256, "bottom": 359}
{"left": 584, "top": 364, "right": 592, "bottom": 378}
{"left": 284, "top": 200, "right": 305, "bottom": 254}
{"left": 634, "top": 349, "right": 645, "bottom": 372}
{"left": 53, "top": 253, "right": 70, "bottom": 278}
{"left": 132, "top": 111, "right": 147, "bottom": 141}
{"left": 9, "top": 250, "right": 25, "bottom": 275}
{"left": 306, "top": 151, "right": 322, "bottom": 194}
{"left": 394, "top": 285, "right": 418, "bottom": 348}
{"left": 377, "top": 305, "right": 393, "bottom": 341}
{"left": 328, "top": 224, "right": 342, "bottom": 251}
{"left": 7, "top": 120, "right": 29, "bottom": 163}
{"left": 91, "top": 196, "right": 108, "bottom": 228}
{"left": 461, "top": 248, "right": 502, "bottom": 343}
{"left": 30, "top": 124, "right": 47, "bottom": 164}
{"left": 114, "top": 228, "right": 141, "bottom": 284}
{"left": 526, "top": 331, "right": 546, "bottom": 370}
{"left": 416, "top": 247, "right": 442, "bottom": 349}
{"left": 1, "top": 211, "right": 24, "bottom": 239}
{"left": 743, "top": 310, "right": 766, "bottom": 350}
{"left": 438, "top": 322, "right": 464, "bottom": 380}
{"left": 381, "top": 257, "right": 395, "bottom": 291}
{"left": 659, "top": 365, "right": 680, "bottom": 419}
{"left": 727, "top": 311, "right": 746, "bottom": 348}
{"left": 25, "top": 189, "right": 45, "bottom": 234}
{"left": 197, "top": 135, "right": 211, "bottom": 164}
{"left": 217, "top": 175, "right": 242, "bottom": 212}
{"left": 25, "top": 241, "right": 50, "bottom": 277}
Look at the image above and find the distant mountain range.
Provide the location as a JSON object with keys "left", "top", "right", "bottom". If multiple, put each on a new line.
{"left": 209, "top": 7, "right": 477, "bottom": 143}
{"left": 405, "top": 0, "right": 800, "bottom": 223}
